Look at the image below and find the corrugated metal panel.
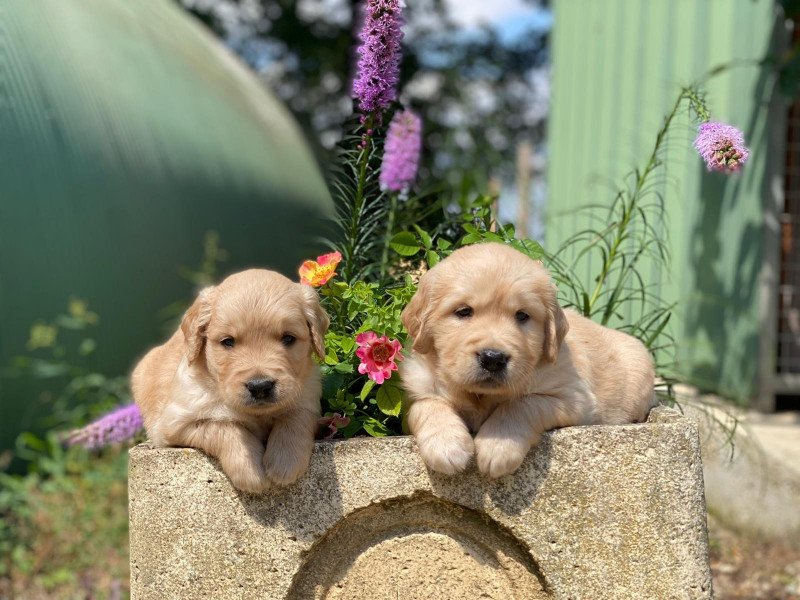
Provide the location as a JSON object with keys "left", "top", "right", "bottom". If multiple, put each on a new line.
{"left": 547, "top": 0, "right": 779, "bottom": 401}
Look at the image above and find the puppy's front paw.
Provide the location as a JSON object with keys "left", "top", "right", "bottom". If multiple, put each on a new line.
{"left": 224, "top": 460, "right": 268, "bottom": 494}
{"left": 416, "top": 427, "right": 475, "bottom": 475}
{"left": 474, "top": 437, "right": 529, "bottom": 479}
{"left": 263, "top": 446, "right": 310, "bottom": 486}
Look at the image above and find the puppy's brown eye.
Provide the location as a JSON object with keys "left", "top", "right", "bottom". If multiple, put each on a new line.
{"left": 221, "top": 337, "right": 235, "bottom": 348}
{"left": 281, "top": 334, "right": 296, "bottom": 347}
{"left": 515, "top": 311, "right": 530, "bottom": 323}
{"left": 454, "top": 306, "right": 473, "bottom": 318}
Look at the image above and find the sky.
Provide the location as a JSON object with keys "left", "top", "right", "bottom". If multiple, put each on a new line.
{"left": 444, "top": 0, "right": 553, "bottom": 42}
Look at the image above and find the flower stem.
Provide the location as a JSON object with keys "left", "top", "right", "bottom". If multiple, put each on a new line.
{"left": 343, "top": 114, "right": 375, "bottom": 283}
{"left": 379, "top": 193, "right": 398, "bottom": 279}
{"left": 586, "top": 90, "right": 687, "bottom": 318}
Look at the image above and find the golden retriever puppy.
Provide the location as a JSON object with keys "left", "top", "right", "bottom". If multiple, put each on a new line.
{"left": 132, "top": 269, "right": 329, "bottom": 493}
{"left": 401, "top": 243, "right": 655, "bottom": 479}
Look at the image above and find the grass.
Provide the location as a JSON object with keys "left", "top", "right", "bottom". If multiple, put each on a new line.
{"left": 0, "top": 446, "right": 130, "bottom": 600}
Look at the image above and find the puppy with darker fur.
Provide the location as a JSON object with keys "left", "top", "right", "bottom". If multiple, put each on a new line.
{"left": 401, "top": 243, "right": 656, "bottom": 479}
{"left": 132, "top": 269, "right": 329, "bottom": 493}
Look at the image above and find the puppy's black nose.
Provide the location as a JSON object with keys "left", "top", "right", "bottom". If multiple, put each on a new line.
{"left": 478, "top": 349, "right": 509, "bottom": 373}
{"left": 246, "top": 378, "right": 276, "bottom": 400}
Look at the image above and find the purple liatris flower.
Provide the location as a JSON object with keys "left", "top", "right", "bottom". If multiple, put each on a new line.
{"left": 352, "top": 0, "right": 404, "bottom": 113}
{"left": 380, "top": 109, "right": 422, "bottom": 194}
{"left": 65, "top": 404, "right": 143, "bottom": 449}
{"left": 694, "top": 121, "right": 750, "bottom": 173}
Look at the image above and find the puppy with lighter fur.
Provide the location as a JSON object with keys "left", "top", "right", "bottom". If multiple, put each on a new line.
{"left": 401, "top": 243, "right": 656, "bottom": 479}
{"left": 132, "top": 269, "right": 329, "bottom": 493}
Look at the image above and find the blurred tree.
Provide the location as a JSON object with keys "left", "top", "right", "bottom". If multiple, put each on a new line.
{"left": 777, "top": 0, "right": 800, "bottom": 98}
{"left": 177, "top": 0, "right": 551, "bottom": 200}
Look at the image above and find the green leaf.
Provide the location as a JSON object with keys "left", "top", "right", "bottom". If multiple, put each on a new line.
{"left": 339, "top": 336, "right": 355, "bottom": 354}
{"left": 79, "top": 338, "right": 97, "bottom": 356}
{"left": 333, "top": 362, "right": 354, "bottom": 374}
{"left": 324, "top": 348, "right": 339, "bottom": 366}
{"left": 321, "top": 373, "right": 346, "bottom": 400}
{"left": 436, "top": 238, "right": 452, "bottom": 251}
{"left": 389, "top": 232, "right": 421, "bottom": 257}
{"left": 360, "top": 378, "right": 376, "bottom": 401}
{"left": 462, "top": 223, "right": 479, "bottom": 235}
{"left": 27, "top": 323, "right": 58, "bottom": 351}
{"left": 511, "top": 238, "right": 545, "bottom": 260}
{"left": 426, "top": 251, "right": 440, "bottom": 268}
{"left": 362, "top": 417, "right": 391, "bottom": 437}
{"left": 340, "top": 419, "right": 364, "bottom": 438}
{"left": 412, "top": 225, "right": 432, "bottom": 250}
{"left": 28, "top": 359, "right": 70, "bottom": 379}
{"left": 376, "top": 382, "right": 402, "bottom": 416}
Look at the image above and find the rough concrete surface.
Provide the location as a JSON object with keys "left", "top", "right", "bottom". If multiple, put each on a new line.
{"left": 682, "top": 393, "right": 800, "bottom": 547}
{"left": 128, "top": 406, "right": 712, "bottom": 600}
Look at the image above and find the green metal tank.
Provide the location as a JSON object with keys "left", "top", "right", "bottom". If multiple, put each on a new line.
{"left": 0, "top": 0, "right": 333, "bottom": 453}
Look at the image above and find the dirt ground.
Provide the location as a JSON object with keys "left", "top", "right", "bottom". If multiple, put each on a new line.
{"left": 709, "top": 514, "right": 800, "bottom": 600}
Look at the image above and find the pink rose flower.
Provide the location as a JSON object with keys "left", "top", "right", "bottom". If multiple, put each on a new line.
{"left": 355, "top": 331, "right": 403, "bottom": 384}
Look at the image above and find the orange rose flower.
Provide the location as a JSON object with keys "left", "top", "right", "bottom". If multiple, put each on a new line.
{"left": 298, "top": 251, "right": 343, "bottom": 287}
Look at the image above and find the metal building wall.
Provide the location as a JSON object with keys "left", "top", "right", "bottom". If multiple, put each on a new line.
{"left": 547, "top": 0, "right": 783, "bottom": 402}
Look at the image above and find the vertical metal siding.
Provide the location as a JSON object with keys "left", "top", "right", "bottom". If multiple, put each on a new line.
{"left": 548, "top": 0, "right": 779, "bottom": 401}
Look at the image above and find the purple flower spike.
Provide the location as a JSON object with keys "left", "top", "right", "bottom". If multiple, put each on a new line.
{"left": 380, "top": 109, "right": 422, "bottom": 194}
{"left": 694, "top": 121, "right": 750, "bottom": 174}
{"left": 352, "top": 0, "right": 404, "bottom": 114}
{"left": 65, "top": 404, "right": 143, "bottom": 450}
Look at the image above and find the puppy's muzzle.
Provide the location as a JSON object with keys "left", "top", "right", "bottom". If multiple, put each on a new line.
{"left": 245, "top": 377, "right": 276, "bottom": 404}
{"left": 477, "top": 349, "right": 509, "bottom": 373}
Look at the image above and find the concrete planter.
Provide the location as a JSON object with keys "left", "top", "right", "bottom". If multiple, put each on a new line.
{"left": 128, "top": 406, "right": 712, "bottom": 599}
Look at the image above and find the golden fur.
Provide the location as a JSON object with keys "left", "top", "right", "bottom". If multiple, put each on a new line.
{"left": 400, "top": 243, "right": 656, "bottom": 478}
{"left": 132, "top": 269, "right": 329, "bottom": 493}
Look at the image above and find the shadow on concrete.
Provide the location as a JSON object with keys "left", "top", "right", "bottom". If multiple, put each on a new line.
{"left": 238, "top": 440, "right": 344, "bottom": 544}
{"left": 425, "top": 433, "right": 554, "bottom": 518}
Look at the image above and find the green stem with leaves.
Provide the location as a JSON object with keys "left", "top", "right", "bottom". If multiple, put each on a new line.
{"left": 342, "top": 114, "right": 376, "bottom": 283}
{"left": 586, "top": 88, "right": 695, "bottom": 319}
{"left": 379, "top": 192, "right": 398, "bottom": 278}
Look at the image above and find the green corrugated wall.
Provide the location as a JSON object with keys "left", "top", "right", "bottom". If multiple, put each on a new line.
{"left": 547, "top": 0, "right": 781, "bottom": 401}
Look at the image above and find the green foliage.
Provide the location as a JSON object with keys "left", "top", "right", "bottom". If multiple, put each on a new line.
{"left": 389, "top": 195, "right": 545, "bottom": 264}
{"left": 319, "top": 277, "right": 416, "bottom": 437}
{"left": 331, "top": 119, "right": 390, "bottom": 284}
{"left": 5, "top": 299, "right": 130, "bottom": 433}
{"left": 777, "top": 0, "right": 800, "bottom": 98}
{"left": 0, "top": 299, "right": 135, "bottom": 596}
{"left": 0, "top": 443, "right": 130, "bottom": 598}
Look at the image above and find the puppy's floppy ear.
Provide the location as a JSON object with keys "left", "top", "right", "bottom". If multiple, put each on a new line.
{"left": 542, "top": 284, "right": 569, "bottom": 363}
{"left": 300, "top": 285, "right": 330, "bottom": 359}
{"left": 181, "top": 286, "right": 215, "bottom": 365}
{"left": 402, "top": 274, "right": 435, "bottom": 354}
